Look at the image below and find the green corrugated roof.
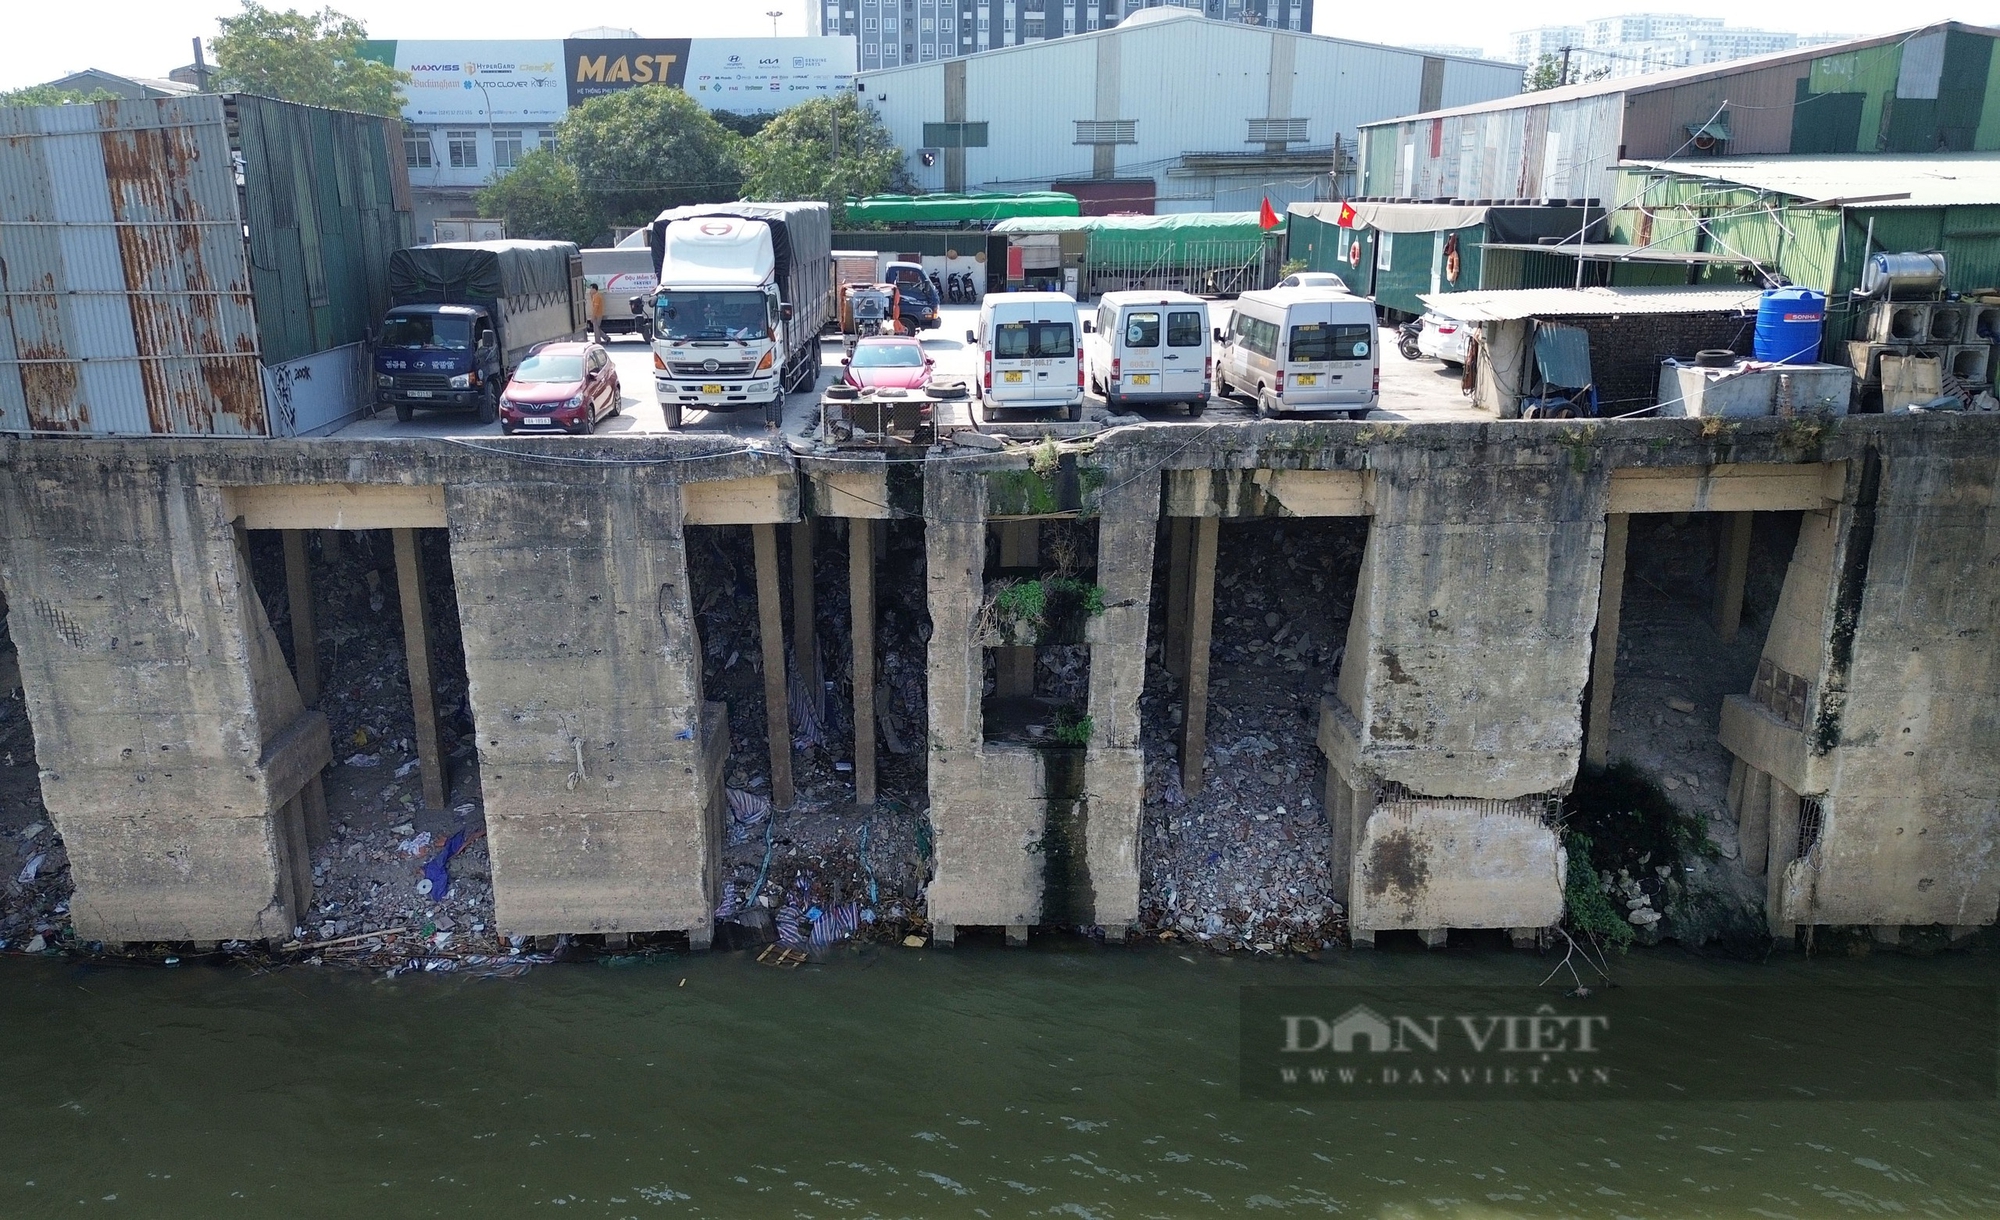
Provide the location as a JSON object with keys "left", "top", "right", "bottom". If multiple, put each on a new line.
{"left": 846, "top": 192, "right": 1079, "bottom": 222}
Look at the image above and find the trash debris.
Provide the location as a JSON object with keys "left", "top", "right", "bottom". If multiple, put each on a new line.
{"left": 421, "top": 829, "right": 470, "bottom": 902}
{"left": 756, "top": 944, "right": 808, "bottom": 969}
{"left": 17, "top": 851, "right": 44, "bottom": 884}
{"left": 24, "top": 933, "right": 46, "bottom": 953}
{"left": 345, "top": 753, "right": 382, "bottom": 768}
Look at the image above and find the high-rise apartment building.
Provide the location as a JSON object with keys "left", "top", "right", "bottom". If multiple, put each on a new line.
{"left": 817, "top": 0, "right": 1312, "bottom": 70}
{"left": 1507, "top": 12, "right": 1843, "bottom": 80}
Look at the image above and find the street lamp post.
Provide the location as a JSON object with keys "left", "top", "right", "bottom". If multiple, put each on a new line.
{"left": 766, "top": 9, "right": 784, "bottom": 36}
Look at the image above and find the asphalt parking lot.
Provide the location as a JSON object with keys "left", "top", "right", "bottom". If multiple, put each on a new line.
{"left": 333, "top": 300, "right": 1487, "bottom": 441}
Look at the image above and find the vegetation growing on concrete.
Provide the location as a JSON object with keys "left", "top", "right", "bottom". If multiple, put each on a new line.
{"left": 1562, "top": 762, "right": 1720, "bottom": 946}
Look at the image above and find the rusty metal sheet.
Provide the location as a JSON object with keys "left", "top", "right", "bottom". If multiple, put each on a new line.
{"left": 0, "top": 94, "right": 268, "bottom": 435}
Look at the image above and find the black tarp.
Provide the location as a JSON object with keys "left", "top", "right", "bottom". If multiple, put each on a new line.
{"left": 388, "top": 240, "right": 578, "bottom": 306}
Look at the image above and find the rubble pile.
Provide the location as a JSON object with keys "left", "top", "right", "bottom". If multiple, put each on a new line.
{"left": 690, "top": 521, "right": 935, "bottom": 938}
{"left": 248, "top": 530, "right": 500, "bottom": 965}
{"left": 1602, "top": 512, "right": 1798, "bottom": 928}
{"left": 0, "top": 620, "right": 72, "bottom": 955}
{"left": 1135, "top": 520, "right": 1368, "bottom": 952}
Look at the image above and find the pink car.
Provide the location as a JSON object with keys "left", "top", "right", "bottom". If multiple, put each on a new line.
{"left": 841, "top": 336, "right": 934, "bottom": 391}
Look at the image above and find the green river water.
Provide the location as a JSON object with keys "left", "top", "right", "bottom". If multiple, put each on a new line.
{"left": 2, "top": 942, "right": 1996, "bottom": 1218}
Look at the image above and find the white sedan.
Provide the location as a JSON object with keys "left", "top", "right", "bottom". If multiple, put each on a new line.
{"left": 1417, "top": 311, "right": 1472, "bottom": 365}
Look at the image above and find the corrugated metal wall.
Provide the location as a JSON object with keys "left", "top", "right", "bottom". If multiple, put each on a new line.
{"left": 0, "top": 94, "right": 414, "bottom": 436}
{"left": 1358, "top": 93, "right": 1626, "bottom": 204}
{"left": 234, "top": 96, "right": 414, "bottom": 370}
{"left": 0, "top": 95, "right": 267, "bottom": 434}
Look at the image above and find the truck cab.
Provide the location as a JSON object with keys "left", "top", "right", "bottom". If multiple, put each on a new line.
{"left": 884, "top": 262, "right": 940, "bottom": 331}
{"left": 374, "top": 304, "right": 501, "bottom": 423}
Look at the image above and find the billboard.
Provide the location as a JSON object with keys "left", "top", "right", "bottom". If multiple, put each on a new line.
{"left": 370, "top": 40, "right": 570, "bottom": 124}
{"left": 366, "top": 36, "right": 857, "bottom": 122}
{"left": 683, "top": 39, "right": 856, "bottom": 110}
{"left": 565, "top": 38, "right": 693, "bottom": 105}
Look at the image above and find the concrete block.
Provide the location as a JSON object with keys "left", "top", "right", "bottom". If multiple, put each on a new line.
{"left": 1349, "top": 800, "right": 1566, "bottom": 931}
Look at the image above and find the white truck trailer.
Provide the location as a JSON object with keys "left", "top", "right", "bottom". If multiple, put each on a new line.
{"left": 642, "top": 202, "right": 834, "bottom": 428}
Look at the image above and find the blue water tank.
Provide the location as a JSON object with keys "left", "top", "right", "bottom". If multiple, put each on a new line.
{"left": 1754, "top": 287, "right": 1825, "bottom": 364}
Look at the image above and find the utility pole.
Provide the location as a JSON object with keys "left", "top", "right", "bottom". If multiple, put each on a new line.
{"left": 1558, "top": 44, "right": 1572, "bottom": 87}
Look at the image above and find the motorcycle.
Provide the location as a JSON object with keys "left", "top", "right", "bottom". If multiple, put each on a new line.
{"left": 945, "top": 271, "right": 963, "bottom": 304}
{"left": 928, "top": 271, "right": 945, "bottom": 304}
{"left": 1397, "top": 318, "right": 1423, "bottom": 362}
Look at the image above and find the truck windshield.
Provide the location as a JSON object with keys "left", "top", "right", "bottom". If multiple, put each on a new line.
{"left": 655, "top": 291, "right": 770, "bottom": 341}
{"left": 381, "top": 313, "right": 472, "bottom": 350}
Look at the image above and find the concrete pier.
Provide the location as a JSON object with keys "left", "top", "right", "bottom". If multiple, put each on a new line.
{"left": 0, "top": 414, "right": 1994, "bottom": 946}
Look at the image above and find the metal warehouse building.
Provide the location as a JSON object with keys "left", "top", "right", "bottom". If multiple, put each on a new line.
{"left": 857, "top": 7, "right": 1521, "bottom": 213}
{"left": 1356, "top": 21, "right": 2000, "bottom": 208}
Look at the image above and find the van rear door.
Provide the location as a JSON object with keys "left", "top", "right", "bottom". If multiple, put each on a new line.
{"left": 1033, "top": 306, "right": 1079, "bottom": 404}
{"left": 1117, "top": 308, "right": 1163, "bottom": 393}
{"left": 1286, "top": 306, "right": 1375, "bottom": 406}
{"left": 1163, "top": 306, "right": 1206, "bottom": 397}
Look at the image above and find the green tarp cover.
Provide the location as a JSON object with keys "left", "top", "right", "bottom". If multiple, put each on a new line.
{"left": 993, "top": 212, "right": 1279, "bottom": 262}
{"left": 388, "top": 241, "right": 578, "bottom": 306}
{"left": 846, "top": 192, "right": 1079, "bottom": 222}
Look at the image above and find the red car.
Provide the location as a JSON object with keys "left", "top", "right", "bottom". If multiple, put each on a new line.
{"left": 841, "top": 336, "right": 934, "bottom": 391}
{"left": 499, "top": 341, "right": 622, "bottom": 434}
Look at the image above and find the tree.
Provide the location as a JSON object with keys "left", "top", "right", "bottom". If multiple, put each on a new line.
{"left": 211, "top": 2, "right": 406, "bottom": 116}
{"left": 740, "top": 94, "right": 911, "bottom": 226}
{"left": 556, "top": 86, "right": 743, "bottom": 228}
{"left": 0, "top": 84, "right": 118, "bottom": 106}
{"left": 476, "top": 149, "right": 600, "bottom": 247}
{"left": 709, "top": 109, "right": 777, "bottom": 139}
{"left": 1524, "top": 53, "right": 1564, "bottom": 92}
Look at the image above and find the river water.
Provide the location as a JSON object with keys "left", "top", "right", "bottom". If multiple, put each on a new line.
{"left": 2, "top": 941, "right": 1995, "bottom": 1217}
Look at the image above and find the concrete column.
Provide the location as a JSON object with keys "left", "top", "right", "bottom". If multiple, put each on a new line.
{"left": 1178, "top": 516, "right": 1219, "bottom": 793}
{"left": 1714, "top": 511, "right": 1753, "bottom": 643}
{"left": 446, "top": 470, "right": 727, "bottom": 941}
{"left": 1584, "top": 512, "right": 1628, "bottom": 768}
{"left": 0, "top": 464, "right": 328, "bottom": 943}
{"left": 1740, "top": 766, "right": 1771, "bottom": 876}
{"left": 281, "top": 530, "right": 329, "bottom": 846}
{"left": 1084, "top": 469, "right": 1160, "bottom": 936}
{"left": 281, "top": 530, "right": 320, "bottom": 707}
{"left": 391, "top": 527, "right": 448, "bottom": 812}
{"left": 1766, "top": 780, "right": 1801, "bottom": 938}
{"left": 790, "top": 519, "right": 817, "bottom": 691}
{"left": 995, "top": 520, "right": 1038, "bottom": 698}
{"left": 1165, "top": 516, "right": 1191, "bottom": 681}
{"left": 752, "top": 523, "right": 795, "bottom": 810}
{"left": 850, "top": 518, "right": 877, "bottom": 806}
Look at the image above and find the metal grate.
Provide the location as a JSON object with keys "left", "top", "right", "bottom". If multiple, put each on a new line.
{"left": 669, "top": 360, "right": 755, "bottom": 377}
{"left": 1247, "top": 118, "right": 1310, "bottom": 144}
{"left": 1753, "top": 658, "right": 1810, "bottom": 729}
{"left": 1796, "top": 796, "right": 1825, "bottom": 858}
{"left": 1073, "top": 119, "right": 1137, "bottom": 145}
{"left": 1374, "top": 780, "right": 1566, "bottom": 824}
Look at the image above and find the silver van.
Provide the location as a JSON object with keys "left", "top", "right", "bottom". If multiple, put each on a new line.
{"left": 1216, "top": 289, "right": 1379, "bottom": 420}
{"left": 1083, "top": 290, "right": 1210, "bottom": 415}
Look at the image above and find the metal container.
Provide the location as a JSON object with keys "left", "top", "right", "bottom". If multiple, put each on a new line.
{"left": 1860, "top": 251, "right": 1948, "bottom": 297}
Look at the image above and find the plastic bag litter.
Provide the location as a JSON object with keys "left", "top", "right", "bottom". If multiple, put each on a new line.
{"left": 17, "top": 852, "right": 45, "bottom": 884}
{"left": 724, "top": 788, "right": 772, "bottom": 846}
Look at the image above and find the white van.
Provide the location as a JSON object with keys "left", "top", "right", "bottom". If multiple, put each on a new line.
{"left": 1216, "top": 288, "right": 1379, "bottom": 420}
{"left": 967, "top": 291, "right": 1083, "bottom": 421}
{"left": 1083, "top": 291, "right": 1210, "bottom": 415}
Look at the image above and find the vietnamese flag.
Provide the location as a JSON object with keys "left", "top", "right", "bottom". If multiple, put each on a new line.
{"left": 1258, "top": 196, "right": 1281, "bottom": 231}
{"left": 1336, "top": 200, "right": 1357, "bottom": 228}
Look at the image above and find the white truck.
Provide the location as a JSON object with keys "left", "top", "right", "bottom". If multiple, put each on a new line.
{"left": 643, "top": 202, "right": 834, "bottom": 429}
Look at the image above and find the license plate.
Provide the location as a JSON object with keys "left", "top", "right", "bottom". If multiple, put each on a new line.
{"left": 1293, "top": 374, "right": 1318, "bottom": 386}
{"left": 701, "top": 384, "right": 724, "bottom": 394}
{"left": 405, "top": 389, "right": 433, "bottom": 398}
{"left": 1003, "top": 371, "right": 1024, "bottom": 383}
{"left": 1130, "top": 374, "right": 1151, "bottom": 385}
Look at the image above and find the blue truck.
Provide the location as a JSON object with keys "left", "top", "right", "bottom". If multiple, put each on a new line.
{"left": 375, "top": 241, "right": 584, "bottom": 424}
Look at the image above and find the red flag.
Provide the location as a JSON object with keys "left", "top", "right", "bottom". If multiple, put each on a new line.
{"left": 1258, "top": 196, "right": 1280, "bottom": 231}
{"left": 1336, "top": 200, "right": 1357, "bottom": 228}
